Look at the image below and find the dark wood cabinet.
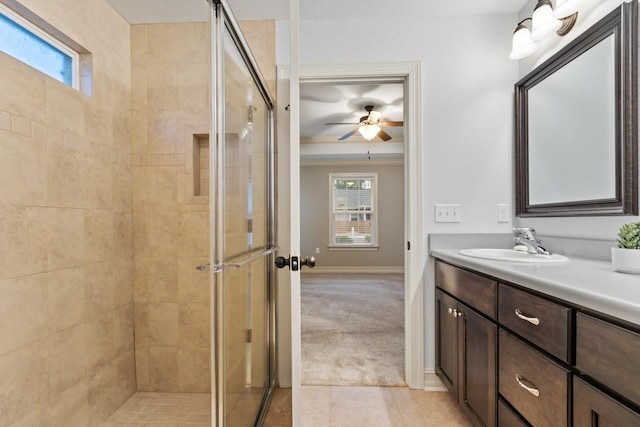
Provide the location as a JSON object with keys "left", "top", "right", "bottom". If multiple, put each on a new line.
{"left": 434, "top": 259, "right": 640, "bottom": 427}
{"left": 436, "top": 274, "right": 497, "bottom": 427}
{"left": 574, "top": 377, "right": 640, "bottom": 427}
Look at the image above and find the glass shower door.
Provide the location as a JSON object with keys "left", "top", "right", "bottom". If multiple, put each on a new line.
{"left": 211, "top": 2, "right": 276, "bottom": 425}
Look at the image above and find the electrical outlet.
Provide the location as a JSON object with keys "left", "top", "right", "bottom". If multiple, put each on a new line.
{"left": 315, "top": 247, "right": 320, "bottom": 254}
{"left": 435, "top": 204, "right": 461, "bottom": 223}
{"left": 497, "top": 204, "right": 510, "bottom": 223}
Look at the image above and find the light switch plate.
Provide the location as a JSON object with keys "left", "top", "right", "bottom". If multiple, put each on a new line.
{"left": 435, "top": 204, "right": 461, "bottom": 223}
{"left": 497, "top": 204, "right": 510, "bottom": 223}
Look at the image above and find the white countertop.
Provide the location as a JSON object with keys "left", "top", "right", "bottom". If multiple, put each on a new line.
{"left": 431, "top": 248, "right": 640, "bottom": 325}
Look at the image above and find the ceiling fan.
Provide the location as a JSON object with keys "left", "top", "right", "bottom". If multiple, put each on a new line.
{"left": 325, "top": 105, "right": 403, "bottom": 141}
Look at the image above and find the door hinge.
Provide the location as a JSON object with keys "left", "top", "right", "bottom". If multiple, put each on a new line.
{"left": 407, "top": 241, "right": 411, "bottom": 250}
{"left": 248, "top": 218, "right": 252, "bottom": 233}
{"left": 247, "top": 329, "right": 252, "bottom": 343}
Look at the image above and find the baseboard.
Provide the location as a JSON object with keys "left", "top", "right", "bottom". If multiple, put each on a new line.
{"left": 423, "top": 370, "right": 447, "bottom": 392}
{"left": 302, "top": 266, "right": 404, "bottom": 274}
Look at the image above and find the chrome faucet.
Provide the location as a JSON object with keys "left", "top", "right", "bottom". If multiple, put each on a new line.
{"left": 513, "top": 227, "right": 550, "bottom": 255}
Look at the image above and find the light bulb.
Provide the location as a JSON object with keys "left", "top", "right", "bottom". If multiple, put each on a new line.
{"left": 531, "top": 0, "right": 562, "bottom": 41}
{"left": 554, "top": 0, "right": 581, "bottom": 18}
{"left": 509, "top": 22, "right": 539, "bottom": 60}
{"left": 358, "top": 124, "right": 381, "bottom": 140}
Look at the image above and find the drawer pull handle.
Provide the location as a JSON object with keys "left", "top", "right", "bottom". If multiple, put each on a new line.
{"left": 515, "top": 374, "right": 540, "bottom": 397}
{"left": 515, "top": 308, "right": 540, "bottom": 326}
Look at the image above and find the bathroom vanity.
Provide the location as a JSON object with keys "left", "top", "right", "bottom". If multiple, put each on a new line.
{"left": 431, "top": 249, "right": 640, "bottom": 427}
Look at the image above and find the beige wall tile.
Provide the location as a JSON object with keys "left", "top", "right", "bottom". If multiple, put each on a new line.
{"left": 114, "top": 352, "right": 136, "bottom": 400}
{"left": 133, "top": 211, "right": 178, "bottom": 257}
{"left": 0, "top": 273, "right": 48, "bottom": 356}
{"left": 46, "top": 79, "right": 85, "bottom": 135}
{"left": 177, "top": 63, "right": 208, "bottom": 113}
{"left": 0, "top": 340, "right": 49, "bottom": 426}
{"left": 147, "top": 63, "right": 178, "bottom": 111}
{"left": 46, "top": 148, "right": 86, "bottom": 208}
{"left": 133, "top": 302, "right": 150, "bottom": 347}
{"left": 0, "top": 131, "right": 48, "bottom": 206}
{"left": 49, "top": 324, "right": 86, "bottom": 399}
{"left": 112, "top": 256, "right": 133, "bottom": 309}
{"left": 135, "top": 347, "right": 150, "bottom": 390}
{"left": 146, "top": 111, "right": 179, "bottom": 154}
{"left": 178, "top": 257, "right": 209, "bottom": 303}
{"left": 179, "top": 303, "right": 210, "bottom": 348}
{"left": 12, "top": 115, "right": 32, "bottom": 136}
{"left": 134, "top": 257, "right": 178, "bottom": 303}
{"left": 47, "top": 267, "right": 85, "bottom": 333}
{"left": 84, "top": 154, "right": 113, "bottom": 210}
{"left": 8, "top": 403, "right": 51, "bottom": 427}
{"left": 0, "top": 204, "right": 48, "bottom": 279}
{"left": 178, "top": 348, "right": 211, "bottom": 393}
{"left": 113, "top": 162, "right": 133, "bottom": 211}
{"left": 0, "top": 110, "right": 11, "bottom": 130}
{"left": 113, "top": 211, "right": 133, "bottom": 259}
{"left": 113, "top": 304, "right": 134, "bottom": 356}
{"left": 176, "top": 22, "right": 209, "bottom": 64}
{"left": 130, "top": 25, "right": 148, "bottom": 65}
{"left": 132, "top": 166, "right": 178, "bottom": 212}
{"left": 178, "top": 211, "right": 209, "bottom": 257}
{"left": 0, "top": 59, "right": 47, "bottom": 122}
{"left": 85, "top": 314, "right": 114, "bottom": 373}
{"left": 148, "top": 302, "right": 179, "bottom": 346}
{"left": 84, "top": 261, "right": 114, "bottom": 320}
{"left": 130, "top": 110, "right": 148, "bottom": 153}
{"left": 49, "top": 380, "right": 89, "bottom": 427}
{"left": 87, "top": 362, "right": 120, "bottom": 425}
{"left": 146, "top": 24, "right": 180, "bottom": 64}
{"left": 84, "top": 210, "right": 114, "bottom": 264}
{"left": 149, "top": 347, "right": 179, "bottom": 392}
{"left": 47, "top": 207, "right": 85, "bottom": 271}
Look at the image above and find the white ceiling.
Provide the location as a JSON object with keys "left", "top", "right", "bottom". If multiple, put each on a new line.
{"left": 106, "top": 0, "right": 529, "bottom": 24}
{"left": 300, "top": 81, "right": 404, "bottom": 143}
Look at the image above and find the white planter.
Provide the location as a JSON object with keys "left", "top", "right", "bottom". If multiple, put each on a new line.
{"left": 611, "top": 247, "right": 640, "bottom": 274}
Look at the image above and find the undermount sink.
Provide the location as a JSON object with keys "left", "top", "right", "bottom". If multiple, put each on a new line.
{"left": 459, "top": 248, "right": 569, "bottom": 264}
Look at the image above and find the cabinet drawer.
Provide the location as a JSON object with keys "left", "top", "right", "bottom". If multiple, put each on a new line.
{"left": 435, "top": 261, "right": 497, "bottom": 319}
{"left": 499, "top": 284, "right": 572, "bottom": 362}
{"left": 574, "top": 377, "right": 640, "bottom": 427}
{"left": 576, "top": 313, "right": 640, "bottom": 407}
{"left": 498, "top": 399, "right": 529, "bottom": 427}
{"left": 499, "top": 330, "right": 569, "bottom": 427}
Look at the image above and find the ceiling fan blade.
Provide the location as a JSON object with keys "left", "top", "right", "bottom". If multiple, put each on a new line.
{"left": 339, "top": 128, "right": 360, "bottom": 141}
{"left": 378, "top": 129, "right": 392, "bottom": 141}
{"left": 325, "top": 122, "right": 361, "bottom": 125}
{"left": 380, "top": 121, "right": 404, "bottom": 127}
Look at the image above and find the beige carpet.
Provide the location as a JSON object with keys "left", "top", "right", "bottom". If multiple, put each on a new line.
{"left": 301, "top": 273, "right": 405, "bottom": 386}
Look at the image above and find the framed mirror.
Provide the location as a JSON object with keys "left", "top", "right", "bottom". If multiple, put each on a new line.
{"left": 515, "top": 2, "right": 638, "bottom": 217}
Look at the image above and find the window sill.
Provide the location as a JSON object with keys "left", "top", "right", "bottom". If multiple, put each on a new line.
{"left": 328, "top": 246, "right": 379, "bottom": 251}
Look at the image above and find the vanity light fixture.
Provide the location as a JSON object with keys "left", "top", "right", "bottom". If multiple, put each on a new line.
{"left": 358, "top": 124, "right": 381, "bottom": 140}
{"left": 509, "top": 0, "right": 580, "bottom": 60}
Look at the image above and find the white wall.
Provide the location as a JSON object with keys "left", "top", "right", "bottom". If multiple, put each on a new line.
{"left": 513, "top": 0, "right": 640, "bottom": 239}
{"left": 277, "top": 11, "right": 518, "bottom": 373}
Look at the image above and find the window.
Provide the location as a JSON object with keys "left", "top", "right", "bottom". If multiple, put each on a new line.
{"left": 329, "top": 173, "right": 378, "bottom": 247}
{"left": 0, "top": 3, "right": 79, "bottom": 88}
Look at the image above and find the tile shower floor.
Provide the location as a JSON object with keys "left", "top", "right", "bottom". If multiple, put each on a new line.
{"left": 102, "top": 387, "right": 472, "bottom": 426}
{"left": 99, "top": 392, "right": 212, "bottom": 426}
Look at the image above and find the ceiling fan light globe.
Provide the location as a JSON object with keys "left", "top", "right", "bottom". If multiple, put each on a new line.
{"left": 358, "top": 124, "right": 381, "bottom": 140}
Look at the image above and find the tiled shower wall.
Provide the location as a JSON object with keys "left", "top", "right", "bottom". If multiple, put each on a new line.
{"left": 130, "top": 22, "right": 211, "bottom": 393}
{"left": 0, "top": 0, "right": 135, "bottom": 425}
{"left": 130, "top": 19, "right": 276, "bottom": 394}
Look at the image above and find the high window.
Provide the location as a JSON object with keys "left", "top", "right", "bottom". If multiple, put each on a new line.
{"left": 329, "top": 173, "right": 378, "bottom": 248}
{"left": 0, "top": 3, "right": 79, "bottom": 88}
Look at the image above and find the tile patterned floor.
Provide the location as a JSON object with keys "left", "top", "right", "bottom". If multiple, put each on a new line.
{"left": 99, "top": 392, "right": 212, "bottom": 426}
{"left": 102, "top": 387, "right": 472, "bottom": 427}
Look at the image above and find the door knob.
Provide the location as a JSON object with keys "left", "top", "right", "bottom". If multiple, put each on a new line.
{"left": 301, "top": 256, "right": 315, "bottom": 268}
{"left": 275, "top": 255, "right": 316, "bottom": 270}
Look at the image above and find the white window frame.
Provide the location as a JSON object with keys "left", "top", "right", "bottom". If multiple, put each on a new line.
{"left": 0, "top": 3, "right": 80, "bottom": 89}
{"left": 328, "top": 172, "right": 379, "bottom": 249}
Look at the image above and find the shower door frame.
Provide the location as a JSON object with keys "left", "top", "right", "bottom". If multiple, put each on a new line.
{"left": 209, "top": 0, "right": 278, "bottom": 425}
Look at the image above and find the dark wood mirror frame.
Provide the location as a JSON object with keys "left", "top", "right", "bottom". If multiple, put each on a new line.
{"left": 515, "top": 2, "right": 638, "bottom": 217}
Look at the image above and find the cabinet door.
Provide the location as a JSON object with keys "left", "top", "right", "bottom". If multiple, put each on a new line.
{"left": 436, "top": 290, "right": 459, "bottom": 398}
{"left": 460, "top": 302, "right": 497, "bottom": 427}
{"left": 574, "top": 377, "right": 640, "bottom": 427}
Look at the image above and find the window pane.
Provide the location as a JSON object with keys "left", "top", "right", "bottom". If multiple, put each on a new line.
{"left": 0, "top": 12, "right": 73, "bottom": 86}
{"left": 332, "top": 212, "right": 372, "bottom": 245}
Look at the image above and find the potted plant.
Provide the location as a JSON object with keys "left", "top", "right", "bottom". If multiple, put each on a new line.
{"left": 612, "top": 222, "right": 640, "bottom": 274}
